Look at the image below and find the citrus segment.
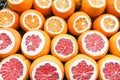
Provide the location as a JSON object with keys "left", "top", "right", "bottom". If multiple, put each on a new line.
{"left": 65, "top": 54, "right": 98, "bottom": 80}
{"left": 67, "top": 11, "right": 92, "bottom": 36}
{"left": 51, "top": 34, "right": 78, "bottom": 62}
{"left": 20, "top": 9, "right": 45, "bottom": 31}
{"left": 78, "top": 30, "right": 109, "bottom": 60}
{"left": 29, "top": 55, "right": 64, "bottom": 80}
{"left": 0, "top": 54, "right": 31, "bottom": 80}
{"left": 21, "top": 30, "right": 51, "bottom": 60}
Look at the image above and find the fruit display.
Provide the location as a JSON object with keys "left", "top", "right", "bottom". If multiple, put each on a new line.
{"left": 1, "top": 0, "right": 120, "bottom": 80}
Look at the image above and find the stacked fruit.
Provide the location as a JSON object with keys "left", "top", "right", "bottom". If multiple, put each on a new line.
{"left": 0, "top": 0, "right": 120, "bottom": 80}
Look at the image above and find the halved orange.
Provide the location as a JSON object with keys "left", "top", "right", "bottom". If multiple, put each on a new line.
{"left": 65, "top": 54, "right": 98, "bottom": 80}
{"left": 78, "top": 30, "right": 109, "bottom": 60}
{"left": 67, "top": 11, "right": 92, "bottom": 36}
{"left": 93, "top": 14, "right": 119, "bottom": 37}
{"left": 33, "top": 0, "right": 52, "bottom": 17}
{"left": 0, "top": 8, "right": 20, "bottom": 29}
{"left": 20, "top": 9, "right": 45, "bottom": 31}
{"left": 0, "top": 28, "right": 21, "bottom": 58}
{"left": 52, "top": 0, "right": 75, "bottom": 19}
{"left": 81, "top": 0, "right": 106, "bottom": 17}
{"left": 44, "top": 16, "right": 67, "bottom": 38}
{"left": 7, "top": 0, "right": 33, "bottom": 13}
{"left": 29, "top": 55, "right": 64, "bottom": 80}
{"left": 51, "top": 34, "right": 78, "bottom": 62}
{"left": 21, "top": 30, "right": 51, "bottom": 60}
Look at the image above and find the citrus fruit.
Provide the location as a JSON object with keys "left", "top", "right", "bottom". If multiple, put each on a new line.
{"left": 7, "top": 0, "right": 33, "bottom": 13}
{"left": 51, "top": 34, "right": 78, "bottom": 62}
{"left": 0, "top": 54, "right": 31, "bottom": 80}
{"left": 98, "top": 54, "right": 120, "bottom": 80}
{"left": 65, "top": 54, "right": 98, "bottom": 80}
{"left": 29, "top": 55, "right": 64, "bottom": 80}
{"left": 109, "top": 32, "right": 120, "bottom": 57}
{"left": 106, "top": 0, "right": 120, "bottom": 17}
{"left": 93, "top": 14, "right": 119, "bottom": 37}
{"left": 67, "top": 11, "right": 92, "bottom": 36}
{"left": 81, "top": 0, "right": 106, "bottom": 17}
{"left": 21, "top": 30, "right": 51, "bottom": 60}
{"left": 20, "top": 9, "right": 45, "bottom": 31}
{"left": 0, "top": 28, "right": 21, "bottom": 58}
{"left": 0, "top": 8, "right": 20, "bottom": 29}
{"left": 44, "top": 16, "right": 67, "bottom": 38}
{"left": 33, "top": 0, "right": 52, "bottom": 17}
{"left": 78, "top": 30, "right": 109, "bottom": 60}
{"left": 52, "top": 0, "right": 75, "bottom": 19}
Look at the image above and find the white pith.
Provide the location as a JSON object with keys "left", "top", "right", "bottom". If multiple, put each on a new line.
{"left": 9, "top": 0, "right": 23, "bottom": 4}
{"left": 32, "top": 61, "right": 62, "bottom": 80}
{"left": 69, "top": 58, "right": 97, "bottom": 80}
{"left": 53, "top": 36, "right": 76, "bottom": 58}
{"left": 35, "top": 0, "right": 52, "bottom": 8}
{"left": 100, "top": 59, "right": 120, "bottom": 80}
{"left": 88, "top": 0, "right": 106, "bottom": 8}
{"left": 116, "top": 37, "right": 120, "bottom": 52}
{"left": 21, "top": 31, "right": 45, "bottom": 56}
{"left": 114, "top": 0, "right": 120, "bottom": 13}
{"left": 54, "top": 0, "right": 72, "bottom": 12}
{"left": 46, "top": 16, "right": 64, "bottom": 34}
{"left": 0, "top": 9, "right": 15, "bottom": 27}
{"left": 0, "top": 56, "right": 27, "bottom": 80}
{"left": 82, "top": 31, "right": 108, "bottom": 56}
{"left": 0, "top": 30, "right": 15, "bottom": 54}
{"left": 73, "top": 16, "right": 91, "bottom": 33}
{"left": 100, "top": 15, "right": 119, "bottom": 32}
{"left": 22, "top": 12, "right": 42, "bottom": 30}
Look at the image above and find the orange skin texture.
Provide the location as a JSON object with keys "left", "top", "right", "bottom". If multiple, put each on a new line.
{"left": 51, "top": 34, "right": 78, "bottom": 62}
{"left": 0, "top": 28, "right": 21, "bottom": 58}
{"left": 29, "top": 55, "right": 64, "bottom": 80}
{"left": 0, "top": 8, "right": 20, "bottom": 29}
{"left": 65, "top": 54, "right": 98, "bottom": 80}
{"left": 93, "top": 14, "right": 119, "bottom": 37}
{"left": 67, "top": 11, "right": 92, "bottom": 36}
{"left": 7, "top": 0, "right": 33, "bottom": 13}
{"left": 0, "top": 54, "right": 31, "bottom": 80}
{"left": 20, "top": 9, "right": 45, "bottom": 32}
{"left": 52, "top": 0, "right": 75, "bottom": 19}
{"left": 81, "top": 0, "right": 106, "bottom": 17}
{"left": 109, "top": 32, "right": 120, "bottom": 57}
{"left": 21, "top": 30, "right": 51, "bottom": 60}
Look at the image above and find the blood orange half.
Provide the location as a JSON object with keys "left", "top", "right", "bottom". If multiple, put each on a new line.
{"left": 65, "top": 54, "right": 98, "bottom": 80}
{"left": 29, "top": 55, "right": 64, "bottom": 80}
{"left": 78, "top": 30, "right": 109, "bottom": 60}
{"left": 21, "top": 30, "right": 51, "bottom": 60}
{"left": 51, "top": 34, "right": 78, "bottom": 62}
{"left": 98, "top": 55, "right": 120, "bottom": 80}
{"left": 0, "top": 54, "right": 31, "bottom": 80}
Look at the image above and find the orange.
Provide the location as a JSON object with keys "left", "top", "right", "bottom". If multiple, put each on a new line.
{"left": 33, "top": 0, "right": 52, "bottom": 17}
{"left": 0, "top": 8, "right": 20, "bottom": 29}
{"left": 0, "top": 28, "right": 21, "bottom": 58}
{"left": 29, "top": 55, "right": 64, "bottom": 80}
{"left": 93, "top": 14, "right": 119, "bottom": 37}
{"left": 21, "top": 30, "right": 51, "bottom": 60}
{"left": 65, "top": 54, "right": 98, "bottom": 80}
{"left": 81, "top": 0, "right": 106, "bottom": 17}
{"left": 44, "top": 16, "right": 67, "bottom": 38}
{"left": 0, "top": 54, "right": 31, "bottom": 80}
{"left": 51, "top": 34, "right": 78, "bottom": 62}
{"left": 7, "top": 0, "right": 33, "bottom": 13}
{"left": 109, "top": 32, "right": 120, "bottom": 57}
{"left": 98, "top": 54, "right": 120, "bottom": 80}
{"left": 67, "top": 11, "right": 92, "bottom": 36}
{"left": 78, "top": 30, "right": 109, "bottom": 60}
{"left": 20, "top": 9, "right": 45, "bottom": 31}
{"left": 52, "top": 0, "right": 75, "bottom": 19}
{"left": 106, "top": 0, "right": 120, "bottom": 17}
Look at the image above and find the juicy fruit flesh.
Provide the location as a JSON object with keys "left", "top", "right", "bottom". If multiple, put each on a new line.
{"left": 90, "top": 0, "right": 103, "bottom": 5}
{"left": 56, "top": 0, "right": 69, "bottom": 9}
{"left": 38, "top": 0, "right": 50, "bottom": 7}
{"left": 115, "top": 0, "right": 120, "bottom": 12}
